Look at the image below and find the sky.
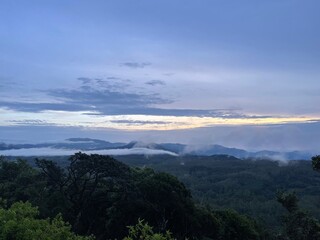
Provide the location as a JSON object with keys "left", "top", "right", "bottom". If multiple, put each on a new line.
{"left": 1, "top": 0, "right": 320, "bottom": 151}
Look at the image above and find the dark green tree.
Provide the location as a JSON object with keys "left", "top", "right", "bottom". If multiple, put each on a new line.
{"left": 312, "top": 155, "right": 320, "bottom": 171}
{"left": 36, "top": 152, "right": 133, "bottom": 239}
{"left": 215, "top": 209, "right": 265, "bottom": 240}
{"left": 123, "top": 219, "right": 174, "bottom": 240}
{"left": 277, "top": 191, "right": 320, "bottom": 240}
{"left": 0, "top": 201, "right": 93, "bottom": 240}
{"left": 0, "top": 158, "right": 45, "bottom": 206}
{"left": 0, "top": 154, "right": 274, "bottom": 240}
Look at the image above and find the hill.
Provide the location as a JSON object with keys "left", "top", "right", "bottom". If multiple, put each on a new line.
{"left": 0, "top": 138, "right": 314, "bottom": 160}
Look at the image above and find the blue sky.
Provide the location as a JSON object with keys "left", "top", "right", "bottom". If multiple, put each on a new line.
{"left": 1, "top": 0, "right": 320, "bottom": 151}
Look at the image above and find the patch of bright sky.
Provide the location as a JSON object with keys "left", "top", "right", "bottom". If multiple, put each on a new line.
{"left": 1, "top": 108, "right": 319, "bottom": 131}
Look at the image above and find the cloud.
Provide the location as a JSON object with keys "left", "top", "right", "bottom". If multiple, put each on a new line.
{"left": 6, "top": 119, "right": 48, "bottom": 125}
{"left": 80, "top": 107, "right": 247, "bottom": 117}
{"left": 0, "top": 95, "right": 231, "bottom": 117}
{"left": 96, "top": 79, "right": 131, "bottom": 90}
{"left": 0, "top": 101, "right": 91, "bottom": 112}
{"left": 0, "top": 96, "right": 295, "bottom": 118}
{"left": 3, "top": 76, "right": 316, "bottom": 122}
{"left": 145, "top": 80, "right": 166, "bottom": 86}
{"left": 110, "top": 120, "right": 169, "bottom": 125}
{"left": 77, "top": 77, "right": 92, "bottom": 84}
{"left": 33, "top": 76, "right": 172, "bottom": 115}
{"left": 0, "top": 147, "right": 178, "bottom": 157}
{"left": 77, "top": 77, "right": 132, "bottom": 91}
{"left": 106, "top": 77, "right": 121, "bottom": 80}
{"left": 0, "top": 76, "right": 236, "bottom": 116}
{"left": 48, "top": 87, "right": 171, "bottom": 107}
{"left": 121, "top": 62, "right": 151, "bottom": 68}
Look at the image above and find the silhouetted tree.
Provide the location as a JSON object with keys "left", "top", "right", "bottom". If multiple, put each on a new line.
{"left": 36, "top": 152, "right": 133, "bottom": 239}
{"left": 312, "top": 155, "right": 320, "bottom": 171}
{"left": 277, "top": 191, "right": 320, "bottom": 240}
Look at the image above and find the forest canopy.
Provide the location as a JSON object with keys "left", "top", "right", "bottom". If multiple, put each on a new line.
{"left": 0, "top": 153, "right": 320, "bottom": 239}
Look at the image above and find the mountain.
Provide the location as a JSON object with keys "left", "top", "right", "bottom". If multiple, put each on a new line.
{"left": 0, "top": 138, "right": 313, "bottom": 160}
{"left": 186, "top": 144, "right": 248, "bottom": 157}
{"left": 119, "top": 141, "right": 186, "bottom": 153}
{"left": 0, "top": 138, "right": 126, "bottom": 151}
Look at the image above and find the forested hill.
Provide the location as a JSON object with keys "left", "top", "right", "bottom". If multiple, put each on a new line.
{"left": 1, "top": 153, "right": 320, "bottom": 239}
{"left": 0, "top": 153, "right": 267, "bottom": 240}
{"left": 115, "top": 155, "right": 320, "bottom": 230}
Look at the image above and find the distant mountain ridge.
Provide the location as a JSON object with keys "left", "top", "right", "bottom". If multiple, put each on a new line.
{"left": 0, "top": 138, "right": 313, "bottom": 160}
{"left": 0, "top": 138, "right": 124, "bottom": 151}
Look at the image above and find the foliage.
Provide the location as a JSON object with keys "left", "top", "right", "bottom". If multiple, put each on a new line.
{"left": 312, "top": 155, "right": 320, "bottom": 171}
{"left": 0, "top": 201, "right": 93, "bottom": 240}
{"left": 277, "top": 191, "right": 320, "bottom": 240}
{"left": 277, "top": 191, "right": 299, "bottom": 213}
{"left": 123, "top": 219, "right": 173, "bottom": 240}
{"left": 0, "top": 159, "right": 44, "bottom": 206}
{"left": 36, "top": 152, "right": 133, "bottom": 239}
{"left": 116, "top": 154, "right": 320, "bottom": 230}
{"left": 215, "top": 209, "right": 266, "bottom": 240}
{"left": 0, "top": 153, "right": 288, "bottom": 239}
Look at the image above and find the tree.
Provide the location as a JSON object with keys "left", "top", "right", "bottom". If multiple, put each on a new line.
{"left": 129, "top": 168, "right": 222, "bottom": 239}
{"left": 36, "top": 152, "right": 133, "bottom": 239}
{"left": 215, "top": 209, "right": 264, "bottom": 240}
{"left": 123, "top": 219, "right": 173, "bottom": 240}
{"left": 0, "top": 158, "right": 45, "bottom": 206}
{"left": 0, "top": 154, "right": 271, "bottom": 240}
{"left": 312, "top": 155, "right": 320, "bottom": 171}
{"left": 0, "top": 201, "right": 93, "bottom": 240}
{"left": 277, "top": 191, "right": 320, "bottom": 240}
{"left": 277, "top": 191, "right": 299, "bottom": 213}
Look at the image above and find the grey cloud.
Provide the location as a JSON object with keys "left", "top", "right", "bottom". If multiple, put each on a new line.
{"left": 106, "top": 77, "right": 121, "bottom": 80}
{"left": 0, "top": 100, "right": 273, "bottom": 118}
{"left": 7, "top": 119, "right": 48, "bottom": 125}
{"left": 96, "top": 80, "right": 131, "bottom": 90}
{"left": 48, "top": 87, "right": 171, "bottom": 106}
{"left": 0, "top": 80, "right": 178, "bottom": 115}
{"left": 0, "top": 147, "right": 178, "bottom": 157}
{"left": 77, "top": 77, "right": 92, "bottom": 85}
{"left": 121, "top": 62, "right": 151, "bottom": 68}
{"left": 0, "top": 101, "right": 92, "bottom": 112}
{"left": 0, "top": 76, "right": 275, "bottom": 118}
{"left": 145, "top": 80, "right": 166, "bottom": 86}
{"left": 80, "top": 107, "right": 243, "bottom": 117}
{"left": 77, "top": 77, "right": 132, "bottom": 91}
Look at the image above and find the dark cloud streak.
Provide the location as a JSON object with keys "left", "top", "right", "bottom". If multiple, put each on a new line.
{"left": 145, "top": 80, "right": 166, "bottom": 86}
{"left": 7, "top": 119, "right": 48, "bottom": 125}
{"left": 121, "top": 62, "right": 151, "bottom": 68}
{"left": 0, "top": 101, "right": 92, "bottom": 112}
{"left": 77, "top": 77, "right": 92, "bottom": 84}
{"left": 0, "top": 77, "right": 275, "bottom": 118}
